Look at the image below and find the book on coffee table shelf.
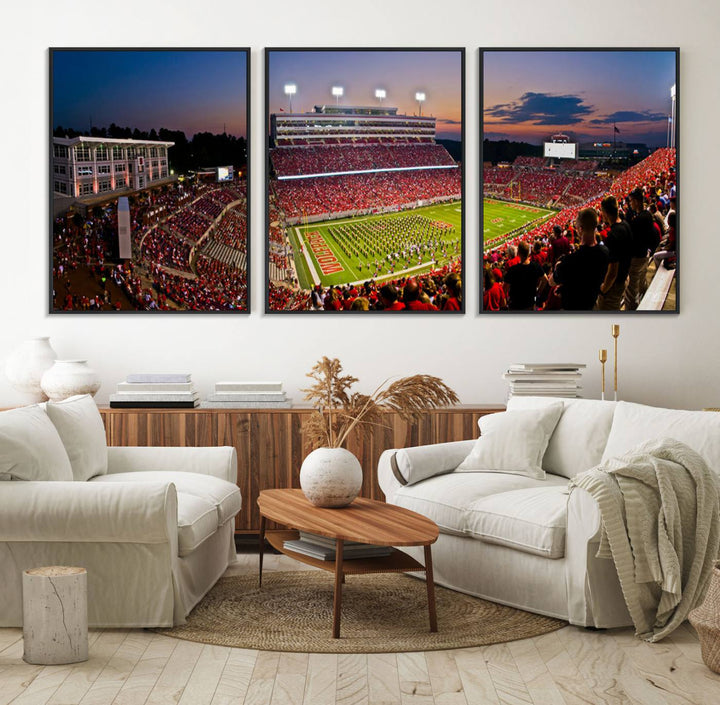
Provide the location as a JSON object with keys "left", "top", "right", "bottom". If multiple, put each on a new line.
{"left": 283, "top": 533, "right": 393, "bottom": 561}
{"left": 298, "top": 531, "right": 365, "bottom": 548}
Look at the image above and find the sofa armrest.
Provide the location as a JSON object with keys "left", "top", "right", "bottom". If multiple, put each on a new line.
{"left": 378, "top": 440, "right": 475, "bottom": 500}
{"left": 106, "top": 446, "right": 237, "bottom": 483}
{"left": 564, "top": 485, "right": 627, "bottom": 627}
{"left": 567, "top": 486, "right": 602, "bottom": 543}
{"left": 0, "top": 481, "right": 177, "bottom": 544}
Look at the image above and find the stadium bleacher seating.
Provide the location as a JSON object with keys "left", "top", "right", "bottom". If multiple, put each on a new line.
{"left": 52, "top": 180, "right": 249, "bottom": 311}
{"left": 482, "top": 147, "right": 677, "bottom": 311}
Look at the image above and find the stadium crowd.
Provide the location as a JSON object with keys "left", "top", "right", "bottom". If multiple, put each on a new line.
{"left": 270, "top": 143, "right": 455, "bottom": 177}
{"left": 482, "top": 148, "right": 677, "bottom": 311}
{"left": 484, "top": 157, "right": 612, "bottom": 207}
{"left": 268, "top": 261, "right": 462, "bottom": 312}
{"left": 273, "top": 169, "right": 461, "bottom": 220}
{"left": 53, "top": 179, "right": 248, "bottom": 311}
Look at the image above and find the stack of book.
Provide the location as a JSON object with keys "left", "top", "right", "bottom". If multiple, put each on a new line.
{"left": 503, "top": 363, "right": 586, "bottom": 399}
{"left": 109, "top": 373, "right": 199, "bottom": 408}
{"left": 200, "top": 381, "right": 292, "bottom": 408}
{"left": 283, "top": 531, "right": 393, "bottom": 561}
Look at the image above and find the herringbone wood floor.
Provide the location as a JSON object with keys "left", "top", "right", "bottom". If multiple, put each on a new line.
{"left": 0, "top": 553, "right": 718, "bottom": 705}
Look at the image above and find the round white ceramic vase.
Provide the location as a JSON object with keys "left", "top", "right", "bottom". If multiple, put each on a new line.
{"left": 5, "top": 337, "right": 58, "bottom": 402}
{"left": 40, "top": 360, "right": 101, "bottom": 402}
{"left": 299, "top": 447, "right": 363, "bottom": 508}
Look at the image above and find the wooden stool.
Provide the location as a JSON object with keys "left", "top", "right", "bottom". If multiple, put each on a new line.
{"left": 22, "top": 566, "right": 88, "bottom": 665}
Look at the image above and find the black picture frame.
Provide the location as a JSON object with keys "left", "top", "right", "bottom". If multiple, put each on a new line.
{"left": 480, "top": 48, "right": 679, "bottom": 314}
{"left": 265, "top": 47, "right": 465, "bottom": 314}
{"left": 50, "top": 47, "right": 251, "bottom": 314}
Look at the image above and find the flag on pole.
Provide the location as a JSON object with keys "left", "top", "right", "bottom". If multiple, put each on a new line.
{"left": 613, "top": 125, "right": 620, "bottom": 134}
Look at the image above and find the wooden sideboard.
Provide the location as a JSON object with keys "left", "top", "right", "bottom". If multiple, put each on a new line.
{"left": 99, "top": 405, "right": 504, "bottom": 533}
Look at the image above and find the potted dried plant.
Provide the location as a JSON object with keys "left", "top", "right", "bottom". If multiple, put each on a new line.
{"left": 300, "top": 357, "right": 458, "bottom": 507}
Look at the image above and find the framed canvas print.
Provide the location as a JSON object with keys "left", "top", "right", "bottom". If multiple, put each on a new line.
{"left": 265, "top": 48, "right": 464, "bottom": 313}
{"left": 481, "top": 48, "right": 678, "bottom": 314}
{"left": 50, "top": 48, "right": 250, "bottom": 313}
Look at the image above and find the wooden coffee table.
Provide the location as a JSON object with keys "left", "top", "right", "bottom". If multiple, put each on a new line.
{"left": 257, "top": 488, "right": 439, "bottom": 639}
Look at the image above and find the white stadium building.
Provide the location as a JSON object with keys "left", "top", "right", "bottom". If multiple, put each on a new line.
{"left": 52, "top": 136, "right": 175, "bottom": 200}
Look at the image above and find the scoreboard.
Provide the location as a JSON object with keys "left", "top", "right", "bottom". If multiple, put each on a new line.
{"left": 217, "top": 165, "right": 234, "bottom": 182}
{"left": 544, "top": 141, "right": 577, "bottom": 159}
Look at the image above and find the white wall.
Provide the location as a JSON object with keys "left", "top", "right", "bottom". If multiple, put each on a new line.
{"left": 1, "top": 0, "right": 718, "bottom": 410}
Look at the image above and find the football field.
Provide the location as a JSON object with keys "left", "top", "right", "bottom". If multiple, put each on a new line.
{"left": 289, "top": 201, "right": 462, "bottom": 289}
{"left": 483, "top": 199, "right": 554, "bottom": 250}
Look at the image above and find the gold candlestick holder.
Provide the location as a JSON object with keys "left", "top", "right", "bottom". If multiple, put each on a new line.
{"left": 611, "top": 324, "right": 620, "bottom": 401}
{"left": 599, "top": 349, "right": 607, "bottom": 401}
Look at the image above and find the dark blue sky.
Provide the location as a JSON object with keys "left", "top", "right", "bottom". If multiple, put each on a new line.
{"left": 53, "top": 50, "right": 248, "bottom": 139}
{"left": 484, "top": 50, "right": 676, "bottom": 147}
{"left": 268, "top": 50, "right": 463, "bottom": 140}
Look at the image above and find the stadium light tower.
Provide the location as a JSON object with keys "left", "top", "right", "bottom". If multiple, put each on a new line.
{"left": 284, "top": 83, "right": 297, "bottom": 113}
{"left": 669, "top": 83, "right": 676, "bottom": 149}
{"left": 415, "top": 91, "right": 426, "bottom": 117}
{"left": 375, "top": 88, "right": 386, "bottom": 106}
{"left": 331, "top": 85, "right": 344, "bottom": 105}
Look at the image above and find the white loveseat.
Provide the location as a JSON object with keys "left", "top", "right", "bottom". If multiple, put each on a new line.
{"left": 378, "top": 397, "right": 720, "bottom": 628}
{"left": 0, "top": 395, "right": 241, "bottom": 628}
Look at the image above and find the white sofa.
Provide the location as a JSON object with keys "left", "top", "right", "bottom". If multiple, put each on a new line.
{"left": 378, "top": 397, "right": 720, "bottom": 628}
{"left": 0, "top": 395, "right": 241, "bottom": 628}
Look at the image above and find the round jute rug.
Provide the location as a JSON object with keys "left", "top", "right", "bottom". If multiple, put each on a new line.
{"left": 155, "top": 571, "right": 565, "bottom": 653}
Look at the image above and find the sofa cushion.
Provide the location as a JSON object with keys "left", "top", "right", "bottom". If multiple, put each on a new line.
{"left": 601, "top": 402, "right": 720, "bottom": 478}
{"left": 0, "top": 405, "right": 73, "bottom": 481}
{"left": 91, "top": 471, "right": 241, "bottom": 525}
{"left": 456, "top": 404, "right": 563, "bottom": 479}
{"left": 466, "top": 486, "right": 570, "bottom": 558}
{"left": 393, "top": 471, "right": 568, "bottom": 536}
{"left": 45, "top": 394, "right": 108, "bottom": 481}
{"left": 508, "top": 396, "right": 616, "bottom": 478}
{"left": 392, "top": 440, "right": 476, "bottom": 486}
{"left": 176, "top": 492, "right": 219, "bottom": 556}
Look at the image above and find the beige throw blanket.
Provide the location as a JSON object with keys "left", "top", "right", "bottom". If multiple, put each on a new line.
{"left": 571, "top": 438, "right": 720, "bottom": 642}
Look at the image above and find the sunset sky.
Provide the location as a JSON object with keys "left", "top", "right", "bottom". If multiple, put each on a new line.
{"left": 52, "top": 50, "right": 248, "bottom": 139}
{"left": 267, "top": 50, "right": 463, "bottom": 140}
{"left": 483, "top": 50, "right": 676, "bottom": 147}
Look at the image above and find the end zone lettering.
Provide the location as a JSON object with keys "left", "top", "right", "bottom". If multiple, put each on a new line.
{"left": 306, "top": 231, "right": 343, "bottom": 275}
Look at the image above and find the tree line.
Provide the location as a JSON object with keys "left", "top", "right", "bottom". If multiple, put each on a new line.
{"left": 482, "top": 139, "right": 542, "bottom": 165}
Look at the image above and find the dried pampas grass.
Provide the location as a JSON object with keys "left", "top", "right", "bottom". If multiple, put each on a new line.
{"left": 302, "top": 356, "right": 458, "bottom": 449}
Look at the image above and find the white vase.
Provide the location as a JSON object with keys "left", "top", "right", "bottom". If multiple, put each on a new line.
{"left": 5, "top": 337, "right": 58, "bottom": 402}
{"left": 40, "top": 360, "right": 101, "bottom": 402}
{"left": 300, "top": 447, "right": 363, "bottom": 508}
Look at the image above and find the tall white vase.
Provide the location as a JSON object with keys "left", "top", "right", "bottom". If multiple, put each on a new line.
{"left": 40, "top": 360, "right": 101, "bottom": 402}
{"left": 4, "top": 337, "right": 58, "bottom": 402}
{"left": 300, "top": 447, "right": 363, "bottom": 508}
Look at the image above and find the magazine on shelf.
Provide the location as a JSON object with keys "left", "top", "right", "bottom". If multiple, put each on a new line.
{"left": 117, "top": 382, "right": 195, "bottom": 392}
{"left": 207, "top": 392, "right": 287, "bottom": 402}
{"left": 507, "top": 363, "right": 586, "bottom": 371}
{"left": 502, "top": 372, "right": 582, "bottom": 381}
{"left": 283, "top": 539, "right": 393, "bottom": 561}
{"left": 110, "top": 392, "right": 199, "bottom": 403}
{"left": 214, "top": 381, "right": 283, "bottom": 392}
{"left": 126, "top": 373, "right": 192, "bottom": 384}
{"left": 298, "top": 531, "right": 364, "bottom": 548}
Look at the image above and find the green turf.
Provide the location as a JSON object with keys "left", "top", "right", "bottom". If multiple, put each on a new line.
{"left": 290, "top": 201, "right": 462, "bottom": 289}
{"left": 483, "top": 199, "right": 555, "bottom": 251}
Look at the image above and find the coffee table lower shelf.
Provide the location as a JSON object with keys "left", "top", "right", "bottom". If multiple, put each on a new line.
{"left": 265, "top": 530, "right": 425, "bottom": 574}
{"left": 260, "top": 529, "right": 437, "bottom": 638}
